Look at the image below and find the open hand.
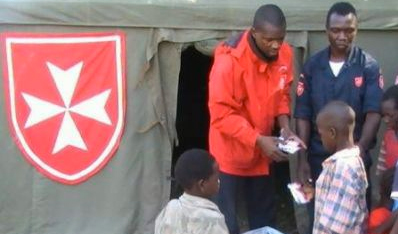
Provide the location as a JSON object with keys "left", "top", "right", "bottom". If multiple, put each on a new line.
{"left": 256, "top": 135, "right": 288, "bottom": 162}
{"left": 302, "top": 183, "right": 315, "bottom": 201}
{"left": 281, "top": 128, "right": 307, "bottom": 150}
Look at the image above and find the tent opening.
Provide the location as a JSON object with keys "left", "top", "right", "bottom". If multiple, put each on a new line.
{"left": 171, "top": 46, "right": 212, "bottom": 197}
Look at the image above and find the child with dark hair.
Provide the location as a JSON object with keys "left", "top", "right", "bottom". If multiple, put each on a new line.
{"left": 368, "top": 168, "right": 394, "bottom": 234}
{"left": 154, "top": 148, "right": 228, "bottom": 234}
{"left": 154, "top": 149, "right": 285, "bottom": 234}
{"left": 312, "top": 101, "right": 368, "bottom": 234}
{"left": 376, "top": 85, "right": 398, "bottom": 175}
{"left": 373, "top": 93, "right": 398, "bottom": 234}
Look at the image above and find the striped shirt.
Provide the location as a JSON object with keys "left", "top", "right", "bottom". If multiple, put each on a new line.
{"left": 376, "top": 129, "right": 398, "bottom": 175}
{"left": 313, "top": 147, "right": 368, "bottom": 234}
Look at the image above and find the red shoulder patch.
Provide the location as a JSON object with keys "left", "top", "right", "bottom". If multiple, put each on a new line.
{"left": 297, "top": 81, "right": 304, "bottom": 96}
{"left": 354, "top": 76, "right": 363, "bottom": 87}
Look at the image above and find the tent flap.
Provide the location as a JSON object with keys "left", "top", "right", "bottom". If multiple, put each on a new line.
{"left": 0, "top": 0, "right": 397, "bottom": 30}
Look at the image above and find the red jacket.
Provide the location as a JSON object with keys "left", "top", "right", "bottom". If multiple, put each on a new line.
{"left": 208, "top": 30, "right": 293, "bottom": 176}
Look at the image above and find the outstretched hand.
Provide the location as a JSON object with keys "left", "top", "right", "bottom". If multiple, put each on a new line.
{"left": 302, "top": 183, "right": 315, "bottom": 201}
{"left": 280, "top": 128, "right": 307, "bottom": 150}
{"left": 256, "top": 135, "right": 288, "bottom": 162}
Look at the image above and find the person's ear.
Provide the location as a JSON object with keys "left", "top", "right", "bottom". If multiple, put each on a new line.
{"left": 329, "top": 127, "right": 337, "bottom": 139}
{"left": 198, "top": 179, "right": 206, "bottom": 192}
{"left": 250, "top": 27, "right": 257, "bottom": 36}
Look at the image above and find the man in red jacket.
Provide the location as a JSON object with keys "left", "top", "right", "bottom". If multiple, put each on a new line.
{"left": 208, "top": 4, "right": 304, "bottom": 234}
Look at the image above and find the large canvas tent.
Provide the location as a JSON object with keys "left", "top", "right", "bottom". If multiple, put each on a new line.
{"left": 0, "top": 1, "right": 397, "bottom": 234}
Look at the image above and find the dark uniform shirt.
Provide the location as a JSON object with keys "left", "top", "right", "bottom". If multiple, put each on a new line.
{"left": 294, "top": 46, "right": 383, "bottom": 178}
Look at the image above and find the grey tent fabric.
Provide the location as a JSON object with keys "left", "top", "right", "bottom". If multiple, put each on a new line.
{"left": 0, "top": 1, "right": 398, "bottom": 234}
{"left": 0, "top": 26, "right": 174, "bottom": 234}
{"left": 0, "top": 25, "right": 304, "bottom": 234}
{"left": 0, "top": 0, "right": 397, "bottom": 30}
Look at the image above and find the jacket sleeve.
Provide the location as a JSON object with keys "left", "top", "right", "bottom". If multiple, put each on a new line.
{"left": 363, "top": 58, "right": 383, "bottom": 113}
{"left": 294, "top": 62, "right": 313, "bottom": 120}
{"left": 277, "top": 46, "right": 293, "bottom": 116}
{"left": 208, "top": 53, "right": 259, "bottom": 148}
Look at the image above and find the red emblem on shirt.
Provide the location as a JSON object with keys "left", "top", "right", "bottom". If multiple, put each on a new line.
{"left": 278, "top": 66, "right": 287, "bottom": 89}
{"left": 297, "top": 81, "right": 304, "bottom": 96}
{"left": 354, "top": 76, "right": 363, "bottom": 87}
{"left": 1, "top": 32, "right": 126, "bottom": 184}
{"left": 278, "top": 66, "right": 287, "bottom": 74}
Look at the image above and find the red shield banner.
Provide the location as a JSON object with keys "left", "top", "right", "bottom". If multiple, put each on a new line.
{"left": 2, "top": 32, "right": 126, "bottom": 184}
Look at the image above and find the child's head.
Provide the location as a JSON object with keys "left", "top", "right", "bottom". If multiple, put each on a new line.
{"left": 174, "top": 149, "right": 219, "bottom": 199}
{"left": 316, "top": 101, "right": 355, "bottom": 153}
{"left": 379, "top": 168, "right": 394, "bottom": 206}
{"left": 381, "top": 85, "right": 398, "bottom": 131}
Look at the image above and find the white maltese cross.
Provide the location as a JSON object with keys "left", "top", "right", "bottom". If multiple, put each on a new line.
{"left": 22, "top": 61, "right": 111, "bottom": 154}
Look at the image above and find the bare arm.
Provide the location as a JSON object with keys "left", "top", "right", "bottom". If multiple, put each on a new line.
{"left": 357, "top": 112, "right": 381, "bottom": 157}
{"left": 295, "top": 118, "right": 311, "bottom": 184}
{"left": 277, "top": 114, "right": 290, "bottom": 130}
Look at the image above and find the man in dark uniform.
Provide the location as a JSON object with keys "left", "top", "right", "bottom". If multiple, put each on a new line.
{"left": 294, "top": 2, "right": 383, "bottom": 232}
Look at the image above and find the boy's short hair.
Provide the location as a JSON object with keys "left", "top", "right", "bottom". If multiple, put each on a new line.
{"left": 174, "top": 149, "right": 215, "bottom": 190}
{"left": 318, "top": 100, "right": 355, "bottom": 130}
{"left": 380, "top": 168, "right": 394, "bottom": 198}
{"left": 382, "top": 85, "right": 398, "bottom": 109}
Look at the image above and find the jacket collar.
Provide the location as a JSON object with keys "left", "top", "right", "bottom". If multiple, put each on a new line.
{"left": 231, "top": 30, "right": 283, "bottom": 73}
{"left": 319, "top": 45, "right": 358, "bottom": 69}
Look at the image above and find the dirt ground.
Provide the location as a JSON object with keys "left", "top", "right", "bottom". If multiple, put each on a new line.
{"left": 236, "top": 162, "right": 304, "bottom": 234}
{"left": 275, "top": 194, "right": 300, "bottom": 234}
{"left": 236, "top": 192, "right": 300, "bottom": 234}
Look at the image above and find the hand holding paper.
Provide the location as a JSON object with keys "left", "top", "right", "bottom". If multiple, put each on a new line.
{"left": 287, "top": 182, "right": 314, "bottom": 204}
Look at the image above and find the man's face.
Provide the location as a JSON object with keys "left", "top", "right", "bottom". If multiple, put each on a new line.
{"left": 326, "top": 13, "right": 357, "bottom": 53}
{"left": 251, "top": 22, "right": 286, "bottom": 60}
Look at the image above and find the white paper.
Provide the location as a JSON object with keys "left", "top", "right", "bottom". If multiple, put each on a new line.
{"left": 287, "top": 182, "right": 311, "bottom": 204}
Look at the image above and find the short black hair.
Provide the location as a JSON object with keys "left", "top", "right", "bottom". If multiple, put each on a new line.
{"left": 318, "top": 100, "right": 355, "bottom": 130}
{"left": 382, "top": 85, "right": 398, "bottom": 110}
{"left": 252, "top": 4, "right": 286, "bottom": 29}
{"left": 174, "top": 149, "right": 215, "bottom": 190}
{"left": 326, "top": 2, "right": 357, "bottom": 28}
